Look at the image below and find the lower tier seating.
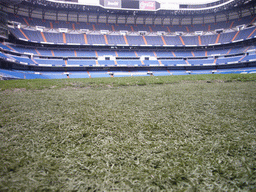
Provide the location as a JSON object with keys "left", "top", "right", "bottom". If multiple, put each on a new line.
{"left": 1, "top": 42, "right": 255, "bottom": 67}
{"left": 4, "top": 44, "right": 254, "bottom": 57}
{"left": 1, "top": 67, "right": 256, "bottom": 80}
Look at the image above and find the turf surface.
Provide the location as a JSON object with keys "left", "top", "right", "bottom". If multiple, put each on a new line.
{"left": 0, "top": 74, "right": 256, "bottom": 191}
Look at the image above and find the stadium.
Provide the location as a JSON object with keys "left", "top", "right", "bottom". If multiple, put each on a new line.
{"left": 0, "top": 0, "right": 256, "bottom": 78}
{"left": 0, "top": 0, "right": 256, "bottom": 191}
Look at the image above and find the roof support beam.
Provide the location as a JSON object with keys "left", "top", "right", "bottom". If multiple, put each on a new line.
{"left": 28, "top": 7, "right": 33, "bottom": 19}
{"left": 249, "top": 5, "right": 255, "bottom": 16}
{"left": 236, "top": 8, "right": 242, "bottom": 19}
{"left": 169, "top": 18, "right": 173, "bottom": 26}
{"left": 161, "top": 17, "right": 165, "bottom": 26}
{"left": 96, "top": 14, "right": 99, "bottom": 24}
{"left": 115, "top": 15, "right": 119, "bottom": 24}
{"left": 178, "top": 17, "right": 182, "bottom": 26}
{"left": 124, "top": 15, "right": 128, "bottom": 24}
{"left": 152, "top": 16, "right": 157, "bottom": 25}
{"left": 143, "top": 16, "right": 147, "bottom": 25}
{"left": 106, "top": 14, "right": 109, "bottom": 24}
{"left": 225, "top": 13, "right": 229, "bottom": 22}
{"left": 134, "top": 15, "right": 139, "bottom": 25}
{"left": 253, "top": 2, "right": 255, "bottom": 15}
{"left": 14, "top": 5, "right": 19, "bottom": 15}
{"left": 77, "top": 13, "right": 79, "bottom": 23}
{"left": 87, "top": 13, "right": 89, "bottom": 23}
{"left": 56, "top": 11, "right": 58, "bottom": 22}
{"left": 251, "top": 1, "right": 255, "bottom": 16}
{"left": 42, "top": 9, "right": 45, "bottom": 21}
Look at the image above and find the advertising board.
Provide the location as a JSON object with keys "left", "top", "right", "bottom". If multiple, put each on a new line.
{"left": 104, "top": 0, "right": 121, "bottom": 8}
{"left": 139, "top": 0, "right": 155, "bottom": 10}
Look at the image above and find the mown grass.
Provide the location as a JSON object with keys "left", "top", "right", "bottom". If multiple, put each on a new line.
{"left": 0, "top": 74, "right": 256, "bottom": 191}
{"left": 0, "top": 73, "right": 255, "bottom": 91}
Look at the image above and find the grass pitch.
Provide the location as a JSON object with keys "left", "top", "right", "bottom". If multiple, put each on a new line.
{"left": 0, "top": 74, "right": 256, "bottom": 191}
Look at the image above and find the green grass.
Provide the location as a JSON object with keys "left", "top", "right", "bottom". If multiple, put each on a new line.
{"left": 0, "top": 74, "right": 256, "bottom": 191}
{"left": 0, "top": 73, "right": 255, "bottom": 91}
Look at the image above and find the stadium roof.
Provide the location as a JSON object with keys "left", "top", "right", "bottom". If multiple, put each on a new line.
{"left": 158, "top": 0, "right": 226, "bottom": 4}
{"left": 76, "top": 0, "right": 224, "bottom": 5}
{"left": 2, "top": 0, "right": 255, "bottom": 26}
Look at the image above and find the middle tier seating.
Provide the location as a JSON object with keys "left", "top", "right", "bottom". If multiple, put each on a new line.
{"left": 4, "top": 44, "right": 254, "bottom": 58}
{"left": 1, "top": 52, "right": 255, "bottom": 67}
{"left": 1, "top": 40, "right": 256, "bottom": 68}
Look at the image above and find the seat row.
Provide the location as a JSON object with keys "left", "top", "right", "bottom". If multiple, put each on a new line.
{"left": 1, "top": 48, "right": 255, "bottom": 67}
{"left": 9, "top": 14, "right": 256, "bottom": 33}
{"left": 2, "top": 43, "right": 253, "bottom": 57}
{"left": 9, "top": 26, "right": 256, "bottom": 46}
{"left": 1, "top": 67, "right": 256, "bottom": 80}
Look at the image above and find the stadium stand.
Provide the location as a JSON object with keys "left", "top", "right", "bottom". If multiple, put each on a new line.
{"left": 67, "top": 59, "right": 96, "bottom": 66}
{"left": 8, "top": 25, "right": 256, "bottom": 47}
{"left": 0, "top": 0, "right": 256, "bottom": 79}
{"left": 8, "top": 13, "right": 255, "bottom": 33}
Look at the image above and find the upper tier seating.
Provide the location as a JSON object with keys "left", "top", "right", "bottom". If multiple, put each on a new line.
{"left": 106, "top": 35, "right": 126, "bottom": 45}
{"left": 144, "top": 36, "right": 164, "bottom": 46}
{"left": 201, "top": 34, "right": 218, "bottom": 45}
{"left": 8, "top": 14, "right": 256, "bottom": 33}
{"left": 66, "top": 34, "right": 85, "bottom": 44}
{"left": 9, "top": 23, "right": 256, "bottom": 46}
